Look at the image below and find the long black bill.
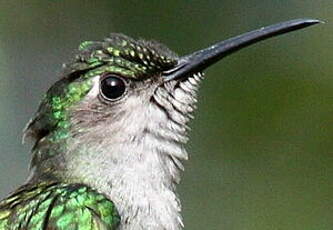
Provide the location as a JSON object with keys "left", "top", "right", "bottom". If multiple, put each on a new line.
{"left": 163, "top": 18, "right": 321, "bottom": 81}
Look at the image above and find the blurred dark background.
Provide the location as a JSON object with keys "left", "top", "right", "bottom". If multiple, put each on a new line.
{"left": 0, "top": 1, "right": 332, "bottom": 229}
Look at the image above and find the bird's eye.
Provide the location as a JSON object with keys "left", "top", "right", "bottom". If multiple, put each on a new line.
{"left": 100, "top": 74, "right": 127, "bottom": 101}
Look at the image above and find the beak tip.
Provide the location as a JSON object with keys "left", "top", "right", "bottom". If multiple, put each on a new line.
{"left": 299, "top": 18, "right": 324, "bottom": 25}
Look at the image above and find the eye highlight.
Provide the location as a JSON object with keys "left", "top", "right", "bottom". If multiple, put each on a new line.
{"left": 100, "top": 74, "right": 127, "bottom": 101}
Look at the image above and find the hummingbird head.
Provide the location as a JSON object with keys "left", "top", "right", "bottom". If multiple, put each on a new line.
{"left": 25, "top": 33, "right": 197, "bottom": 176}
{"left": 23, "top": 19, "right": 320, "bottom": 229}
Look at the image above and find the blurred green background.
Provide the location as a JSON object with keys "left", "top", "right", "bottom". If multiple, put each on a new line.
{"left": 0, "top": 1, "right": 332, "bottom": 229}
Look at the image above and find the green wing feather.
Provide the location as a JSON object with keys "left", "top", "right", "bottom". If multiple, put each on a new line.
{"left": 0, "top": 182, "right": 120, "bottom": 230}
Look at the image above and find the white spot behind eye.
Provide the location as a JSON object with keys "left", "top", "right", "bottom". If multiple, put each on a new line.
{"left": 85, "top": 76, "right": 100, "bottom": 99}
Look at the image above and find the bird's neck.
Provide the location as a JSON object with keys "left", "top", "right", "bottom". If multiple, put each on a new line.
{"left": 31, "top": 114, "right": 190, "bottom": 229}
{"left": 63, "top": 123, "right": 188, "bottom": 230}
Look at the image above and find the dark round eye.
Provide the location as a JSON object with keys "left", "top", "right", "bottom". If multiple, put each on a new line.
{"left": 100, "top": 75, "right": 126, "bottom": 101}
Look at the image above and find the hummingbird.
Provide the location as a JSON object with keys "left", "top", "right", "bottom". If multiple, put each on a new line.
{"left": 0, "top": 19, "right": 320, "bottom": 230}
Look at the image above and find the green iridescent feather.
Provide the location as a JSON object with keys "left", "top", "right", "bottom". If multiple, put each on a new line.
{"left": 0, "top": 182, "right": 120, "bottom": 230}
